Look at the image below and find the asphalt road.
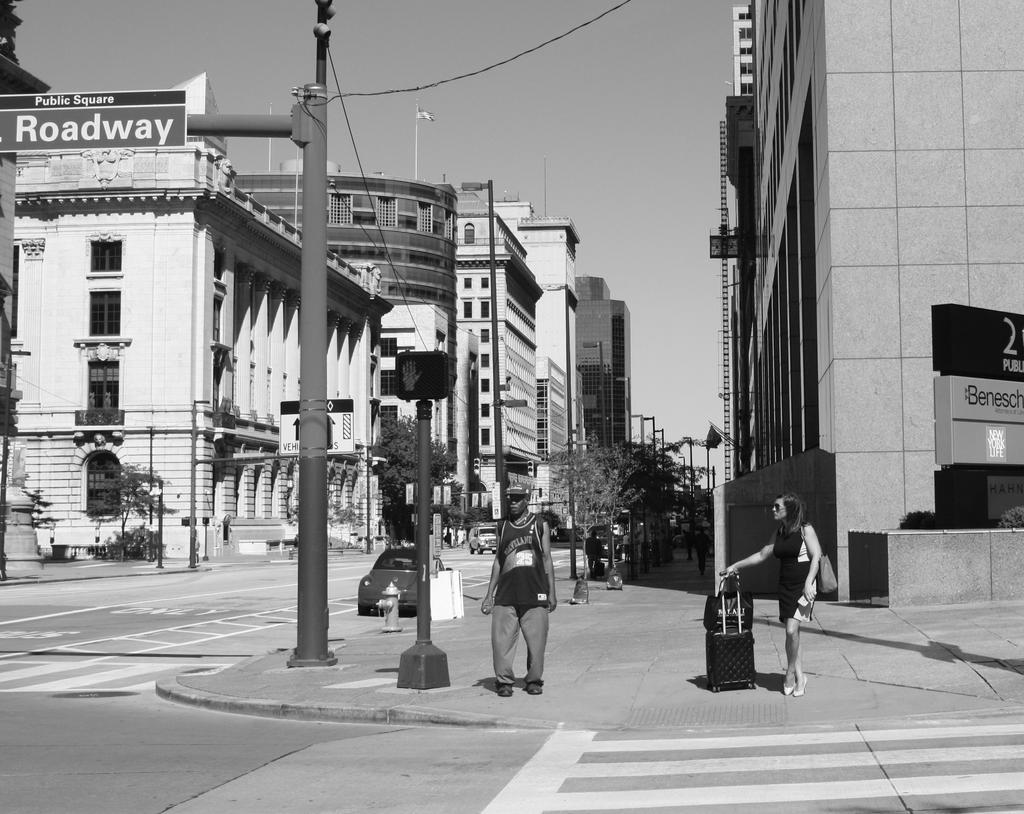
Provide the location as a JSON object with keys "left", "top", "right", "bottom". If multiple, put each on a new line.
{"left": 3, "top": 555, "right": 1023, "bottom": 813}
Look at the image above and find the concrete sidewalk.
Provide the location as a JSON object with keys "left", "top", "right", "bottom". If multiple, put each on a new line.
{"left": 153, "top": 553, "right": 1024, "bottom": 731}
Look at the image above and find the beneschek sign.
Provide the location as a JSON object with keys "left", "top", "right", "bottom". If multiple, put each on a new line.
{"left": 0, "top": 90, "right": 187, "bottom": 153}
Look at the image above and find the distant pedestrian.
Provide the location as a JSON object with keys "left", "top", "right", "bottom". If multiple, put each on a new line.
{"left": 684, "top": 529, "right": 694, "bottom": 560}
{"left": 443, "top": 526, "right": 452, "bottom": 549}
{"left": 693, "top": 525, "right": 712, "bottom": 575}
{"left": 457, "top": 527, "right": 467, "bottom": 547}
{"left": 481, "top": 485, "right": 557, "bottom": 697}
{"left": 584, "top": 530, "right": 601, "bottom": 579}
{"left": 721, "top": 492, "right": 821, "bottom": 697}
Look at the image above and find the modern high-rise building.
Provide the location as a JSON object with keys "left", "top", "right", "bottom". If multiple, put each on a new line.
{"left": 731, "top": 5, "right": 754, "bottom": 95}
{"left": 721, "top": 1, "right": 1024, "bottom": 597}
{"left": 575, "top": 276, "right": 631, "bottom": 447}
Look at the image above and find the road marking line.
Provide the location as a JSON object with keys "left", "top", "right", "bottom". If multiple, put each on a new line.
{"left": 566, "top": 744, "right": 1024, "bottom": 776}
{"left": 0, "top": 663, "right": 171, "bottom": 693}
{"left": 0, "top": 658, "right": 112, "bottom": 683}
{"left": 583, "top": 723, "right": 1024, "bottom": 751}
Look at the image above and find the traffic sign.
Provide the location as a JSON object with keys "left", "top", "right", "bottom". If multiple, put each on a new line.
{"left": 395, "top": 351, "right": 449, "bottom": 400}
{"left": 278, "top": 398, "right": 355, "bottom": 456}
{"left": 0, "top": 90, "right": 187, "bottom": 153}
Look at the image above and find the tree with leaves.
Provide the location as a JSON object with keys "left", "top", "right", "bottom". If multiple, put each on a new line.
{"left": 549, "top": 436, "right": 639, "bottom": 543}
{"left": 375, "top": 415, "right": 458, "bottom": 541}
{"left": 86, "top": 463, "right": 173, "bottom": 560}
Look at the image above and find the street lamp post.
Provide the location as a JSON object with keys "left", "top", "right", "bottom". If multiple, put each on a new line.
{"left": 631, "top": 413, "right": 649, "bottom": 574}
{"left": 153, "top": 481, "right": 164, "bottom": 570}
{"left": 189, "top": 399, "right": 210, "bottom": 570}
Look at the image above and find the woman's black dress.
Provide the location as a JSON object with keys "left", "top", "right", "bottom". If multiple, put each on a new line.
{"left": 773, "top": 525, "right": 812, "bottom": 623}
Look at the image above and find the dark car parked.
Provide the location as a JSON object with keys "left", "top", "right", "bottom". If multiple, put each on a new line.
{"left": 357, "top": 546, "right": 445, "bottom": 616}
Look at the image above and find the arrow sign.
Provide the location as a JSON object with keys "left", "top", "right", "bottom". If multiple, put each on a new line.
{"left": 279, "top": 399, "right": 355, "bottom": 456}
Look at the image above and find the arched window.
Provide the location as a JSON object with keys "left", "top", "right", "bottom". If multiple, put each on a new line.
{"left": 86, "top": 452, "right": 121, "bottom": 513}
{"left": 464, "top": 223, "right": 475, "bottom": 245}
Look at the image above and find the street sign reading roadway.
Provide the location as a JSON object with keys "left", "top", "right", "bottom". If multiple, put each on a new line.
{"left": 279, "top": 399, "right": 355, "bottom": 457}
{"left": 0, "top": 90, "right": 187, "bottom": 153}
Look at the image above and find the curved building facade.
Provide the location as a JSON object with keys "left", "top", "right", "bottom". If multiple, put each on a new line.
{"left": 236, "top": 164, "right": 458, "bottom": 320}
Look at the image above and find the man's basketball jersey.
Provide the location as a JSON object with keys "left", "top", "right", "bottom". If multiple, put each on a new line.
{"left": 493, "top": 514, "right": 549, "bottom": 608}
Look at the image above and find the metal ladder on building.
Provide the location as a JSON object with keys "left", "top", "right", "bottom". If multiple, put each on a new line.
{"left": 718, "top": 121, "right": 733, "bottom": 481}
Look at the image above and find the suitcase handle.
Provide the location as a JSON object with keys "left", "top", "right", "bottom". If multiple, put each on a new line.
{"left": 717, "top": 574, "right": 743, "bottom": 635}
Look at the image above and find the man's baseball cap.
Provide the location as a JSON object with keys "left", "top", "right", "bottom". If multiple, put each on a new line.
{"left": 506, "top": 485, "right": 529, "bottom": 498}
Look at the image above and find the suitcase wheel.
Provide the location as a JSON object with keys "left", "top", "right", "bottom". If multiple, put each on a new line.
{"left": 711, "top": 684, "right": 719, "bottom": 693}
{"left": 747, "top": 682, "right": 755, "bottom": 690}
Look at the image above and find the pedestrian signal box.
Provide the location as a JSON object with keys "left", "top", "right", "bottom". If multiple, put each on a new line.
{"left": 396, "top": 351, "right": 449, "bottom": 401}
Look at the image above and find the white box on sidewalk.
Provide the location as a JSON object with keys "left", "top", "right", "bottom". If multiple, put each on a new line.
{"left": 430, "top": 569, "right": 464, "bottom": 620}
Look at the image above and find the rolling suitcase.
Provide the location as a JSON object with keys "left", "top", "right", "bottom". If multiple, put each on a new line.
{"left": 705, "top": 575, "right": 755, "bottom": 692}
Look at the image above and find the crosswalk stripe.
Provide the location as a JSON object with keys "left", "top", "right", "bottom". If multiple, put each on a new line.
{"left": 0, "top": 663, "right": 164, "bottom": 692}
{"left": 584, "top": 723, "right": 1024, "bottom": 752}
{"left": 484, "top": 727, "right": 1024, "bottom": 814}
{"left": 500, "top": 774, "right": 1024, "bottom": 810}
{"left": 566, "top": 744, "right": 1024, "bottom": 777}
{"left": 0, "top": 659, "right": 106, "bottom": 683}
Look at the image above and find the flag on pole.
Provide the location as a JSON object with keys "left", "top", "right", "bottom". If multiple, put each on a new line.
{"left": 416, "top": 107, "right": 435, "bottom": 121}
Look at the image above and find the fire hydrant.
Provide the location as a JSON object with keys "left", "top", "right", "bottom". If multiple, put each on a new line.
{"left": 376, "top": 580, "right": 402, "bottom": 633}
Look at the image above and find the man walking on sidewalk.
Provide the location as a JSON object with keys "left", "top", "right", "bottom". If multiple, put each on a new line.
{"left": 481, "top": 485, "right": 557, "bottom": 697}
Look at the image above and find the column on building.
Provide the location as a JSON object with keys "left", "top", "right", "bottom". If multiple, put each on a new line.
{"left": 234, "top": 267, "right": 253, "bottom": 416}
{"left": 284, "top": 292, "right": 300, "bottom": 401}
{"left": 326, "top": 311, "right": 340, "bottom": 398}
{"left": 336, "top": 317, "right": 352, "bottom": 399}
{"left": 252, "top": 273, "right": 270, "bottom": 421}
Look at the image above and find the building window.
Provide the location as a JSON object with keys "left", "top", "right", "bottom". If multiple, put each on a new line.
{"left": 481, "top": 403, "right": 490, "bottom": 417}
{"left": 464, "top": 223, "right": 475, "bottom": 244}
{"left": 380, "top": 337, "right": 398, "bottom": 357}
{"left": 213, "top": 247, "right": 225, "bottom": 280}
{"left": 380, "top": 404, "right": 399, "bottom": 422}
{"left": 481, "top": 428, "right": 490, "bottom": 446}
{"left": 90, "top": 291, "right": 121, "bottom": 336}
{"left": 481, "top": 378, "right": 490, "bottom": 393}
{"left": 480, "top": 300, "right": 490, "bottom": 319}
{"left": 463, "top": 300, "right": 473, "bottom": 319}
{"left": 91, "top": 240, "right": 122, "bottom": 273}
{"left": 417, "top": 202, "right": 433, "bottom": 232}
{"left": 464, "top": 277, "right": 472, "bottom": 289}
{"left": 213, "top": 297, "right": 223, "bottom": 343}
{"left": 86, "top": 452, "right": 121, "bottom": 513}
{"left": 481, "top": 277, "right": 489, "bottom": 289}
{"left": 481, "top": 353, "right": 490, "bottom": 368}
{"left": 481, "top": 328, "right": 489, "bottom": 343}
{"left": 380, "top": 369, "right": 397, "bottom": 397}
{"left": 329, "top": 193, "right": 353, "bottom": 225}
{"left": 376, "top": 197, "right": 396, "bottom": 228}
{"left": 88, "top": 360, "right": 119, "bottom": 408}
{"left": 445, "top": 213, "right": 454, "bottom": 240}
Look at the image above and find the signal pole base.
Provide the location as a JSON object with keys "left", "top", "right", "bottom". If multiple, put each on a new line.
{"left": 397, "top": 641, "right": 450, "bottom": 689}
{"left": 287, "top": 649, "right": 337, "bottom": 668}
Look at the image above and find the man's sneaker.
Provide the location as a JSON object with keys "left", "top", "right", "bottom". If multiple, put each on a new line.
{"left": 526, "top": 682, "right": 543, "bottom": 695}
{"left": 497, "top": 684, "right": 513, "bottom": 698}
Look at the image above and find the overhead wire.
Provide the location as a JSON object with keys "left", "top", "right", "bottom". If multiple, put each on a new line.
{"left": 335, "top": 0, "right": 635, "bottom": 99}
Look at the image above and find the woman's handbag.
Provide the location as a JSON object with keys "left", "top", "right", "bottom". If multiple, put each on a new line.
{"left": 817, "top": 553, "right": 838, "bottom": 594}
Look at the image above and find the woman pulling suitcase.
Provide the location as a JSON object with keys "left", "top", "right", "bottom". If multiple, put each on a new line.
{"left": 721, "top": 492, "right": 822, "bottom": 697}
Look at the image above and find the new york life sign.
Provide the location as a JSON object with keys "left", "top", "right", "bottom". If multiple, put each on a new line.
{"left": 0, "top": 90, "right": 186, "bottom": 152}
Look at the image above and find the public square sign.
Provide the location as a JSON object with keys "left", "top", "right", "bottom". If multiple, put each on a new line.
{"left": 0, "top": 90, "right": 187, "bottom": 153}
{"left": 278, "top": 398, "right": 355, "bottom": 457}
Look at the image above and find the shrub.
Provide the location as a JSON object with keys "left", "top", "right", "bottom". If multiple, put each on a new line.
{"left": 107, "top": 527, "right": 156, "bottom": 560}
{"left": 998, "top": 505, "right": 1024, "bottom": 528}
{"left": 899, "top": 510, "right": 936, "bottom": 529}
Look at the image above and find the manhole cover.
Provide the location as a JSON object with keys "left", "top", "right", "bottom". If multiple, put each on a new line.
{"left": 52, "top": 691, "right": 139, "bottom": 699}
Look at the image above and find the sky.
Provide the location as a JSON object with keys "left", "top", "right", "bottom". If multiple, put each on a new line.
{"left": 15, "top": 0, "right": 738, "bottom": 477}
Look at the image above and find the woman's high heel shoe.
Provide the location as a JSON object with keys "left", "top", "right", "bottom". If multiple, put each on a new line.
{"left": 783, "top": 680, "right": 795, "bottom": 696}
{"left": 793, "top": 675, "right": 808, "bottom": 697}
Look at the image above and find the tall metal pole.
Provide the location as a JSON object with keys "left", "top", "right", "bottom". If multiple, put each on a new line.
{"left": 397, "top": 399, "right": 450, "bottom": 689}
{"left": 156, "top": 483, "right": 164, "bottom": 570}
{"left": 564, "top": 293, "right": 578, "bottom": 579}
{"left": 289, "top": 14, "right": 335, "bottom": 664}
{"left": 189, "top": 399, "right": 208, "bottom": 569}
{"left": 486, "top": 180, "right": 505, "bottom": 513}
{"left": 0, "top": 354, "right": 10, "bottom": 579}
{"left": 365, "top": 445, "right": 373, "bottom": 554}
